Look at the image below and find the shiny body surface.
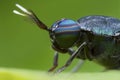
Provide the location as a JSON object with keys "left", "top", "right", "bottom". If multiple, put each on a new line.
{"left": 77, "top": 16, "right": 120, "bottom": 69}
{"left": 14, "top": 4, "right": 120, "bottom": 72}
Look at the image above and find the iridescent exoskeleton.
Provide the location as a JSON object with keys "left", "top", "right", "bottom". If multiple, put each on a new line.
{"left": 13, "top": 4, "right": 120, "bottom": 73}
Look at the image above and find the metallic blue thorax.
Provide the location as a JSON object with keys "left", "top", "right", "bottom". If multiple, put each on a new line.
{"left": 77, "top": 15, "right": 120, "bottom": 69}
{"left": 78, "top": 16, "right": 120, "bottom": 36}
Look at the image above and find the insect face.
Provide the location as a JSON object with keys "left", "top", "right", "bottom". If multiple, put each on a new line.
{"left": 13, "top": 4, "right": 86, "bottom": 73}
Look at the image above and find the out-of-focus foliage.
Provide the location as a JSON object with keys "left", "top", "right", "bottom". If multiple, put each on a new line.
{"left": 0, "top": 68, "right": 120, "bottom": 80}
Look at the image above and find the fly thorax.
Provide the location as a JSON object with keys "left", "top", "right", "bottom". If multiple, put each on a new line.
{"left": 50, "top": 19, "right": 81, "bottom": 49}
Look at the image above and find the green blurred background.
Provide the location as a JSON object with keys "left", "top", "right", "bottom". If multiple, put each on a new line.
{"left": 0, "top": 0, "right": 120, "bottom": 72}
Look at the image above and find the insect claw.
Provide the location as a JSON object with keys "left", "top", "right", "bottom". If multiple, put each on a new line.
{"left": 55, "top": 66, "right": 66, "bottom": 73}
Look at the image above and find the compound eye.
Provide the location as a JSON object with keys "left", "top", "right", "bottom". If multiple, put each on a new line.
{"left": 52, "top": 43, "right": 68, "bottom": 53}
{"left": 50, "top": 19, "right": 66, "bottom": 41}
{"left": 51, "top": 19, "right": 65, "bottom": 31}
{"left": 50, "top": 19, "right": 80, "bottom": 49}
{"left": 51, "top": 23, "right": 58, "bottom": 31}
{"left": 49, "top": 31, "right": 56, "bottom": 43}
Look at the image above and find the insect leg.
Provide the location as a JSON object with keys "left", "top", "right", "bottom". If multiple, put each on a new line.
{"left": 48, "top": 51, "right": 59, "bottom": 72}
{"left": 71, "top": 59, "right": 84, "bottom": 73}
{"left": 55, "top": 42, "right": 87, "bottom": 73}
{"left": 68, "top": 48, "right": 85, "bottom": 72}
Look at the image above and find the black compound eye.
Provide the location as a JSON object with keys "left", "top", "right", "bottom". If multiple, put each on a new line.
{"left": 49, "top": 19, "right": 66, "bottom": 42}
{"left": 50, "top": 31, "right": 56, "bottom": 42}
{"left": 52, "top": 41, "right": 68, "bottom": 53}
{"left": 50, "top": 18, "right": 80, "bottom": 49}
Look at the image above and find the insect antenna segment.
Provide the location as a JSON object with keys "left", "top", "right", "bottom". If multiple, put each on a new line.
{"left": 13, "top": 4, "right": 50, "bottom": 32}
{"left": 13, "top": 4, "right": 31, "bottom": 16}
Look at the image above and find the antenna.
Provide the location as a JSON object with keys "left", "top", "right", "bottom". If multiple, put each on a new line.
{"left": 13, "top": 4, "right": 50, "bottom": 31}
